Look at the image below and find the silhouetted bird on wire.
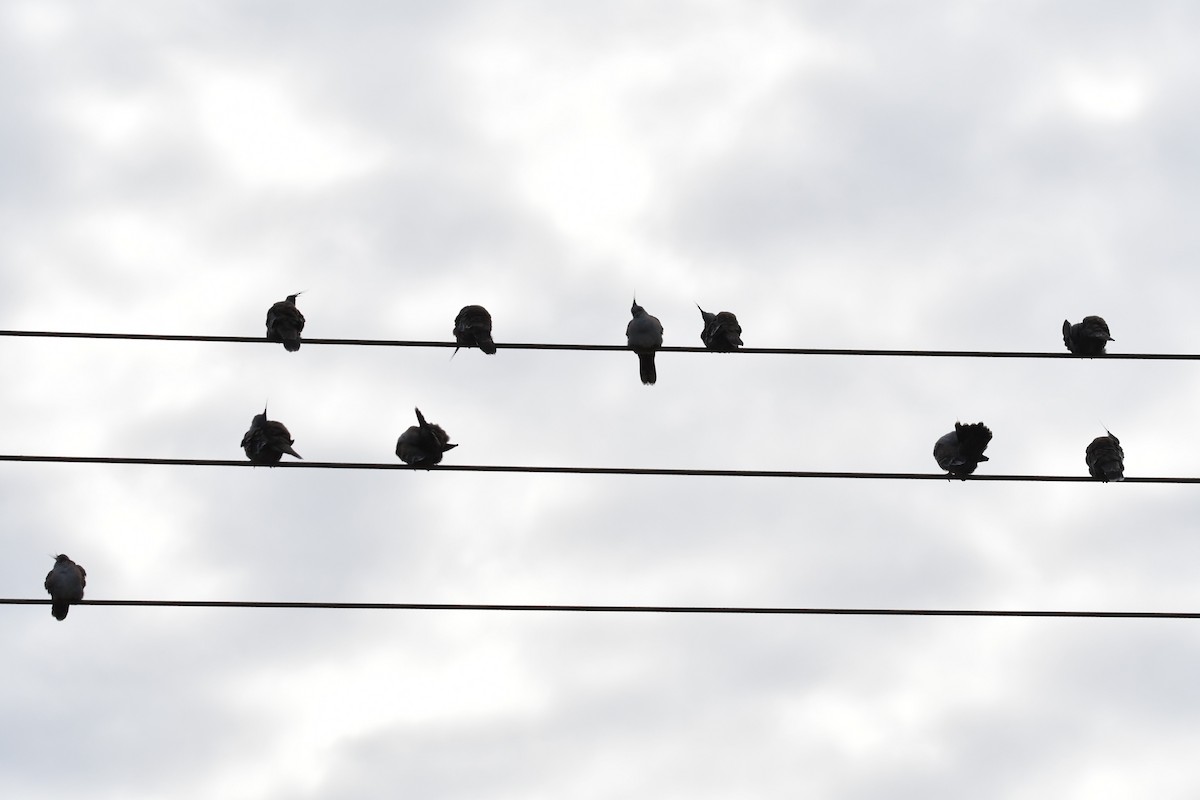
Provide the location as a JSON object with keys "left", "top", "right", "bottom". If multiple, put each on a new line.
{"left": 266, "top": 293, "right": 305, "bottom": 352}
{"left": 396, "top": 407, "right": 458, "bottom": 466}
{"left": 1085, "top": 431, "right": 1125, "bottom": 481}
{"left": 626, "top": 299, "right": 663, "bottom": 385}
{"left": 1062, "top": 316, "right": 1113, "bottom": 356}
{"left": 241, "top": 406, "right": 302, "bottom": 463}
{"left": 697, "top": 305, "right": 743, "bottom": 351}
{"left": 453, "top": 305, "right": 497, "bottom": 355}
{"left": 44, "top": 554, "right": 86, "bottom": 622}
{"left": 933, "top": 422, "right": 993, "bottom": 478}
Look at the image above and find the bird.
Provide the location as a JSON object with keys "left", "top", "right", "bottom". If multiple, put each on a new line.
{"left": 453, "top": 305, "right": 497, "bottom": 355}
{"left": 626, "top": 299, "right": 664, "bottom": 385}
{"left": 241, "top": 406, "right": 302, "bottom": 463}
{"left": 396, "top": 407, "right": 458, "bottom": 466}
{"left": 933, "top": 421, "right": 993, "bottom": 478}
{"left": 266, "top": 293, "right": 305, "bottom": 352}
{"left": 44, "top": 554, "right": 86, "bottom": 621}
{"left": 697, "top": 305, "right": 743, "bottom": 351}
{"left": 1062, "top": 316, "right": 1113, "bottom": 356}
{"left": 1085, "top": 431, "right": 1125, "bottom": 481}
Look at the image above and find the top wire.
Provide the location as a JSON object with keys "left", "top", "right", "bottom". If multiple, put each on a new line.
{"left": 0, "top": 329, "right": 1196, "bottom": 359}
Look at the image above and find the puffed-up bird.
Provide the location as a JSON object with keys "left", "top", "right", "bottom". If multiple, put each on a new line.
{"left": 1085, "top": 431, "right": 1125, "bottom": 481}
{"left": 1062, "top": 316, "right": 1113, "bottom": 356}
{"left": 44, "top": 554, "right": 86, "bottom": 621}
{"left": 933, "top": 422, "right": 993, "bottom": 478}
{"left": 241, "top": 406, "right": 303, "bottom": 463}
{"left": 266, "top": 293, "right": 305, "bottom": 352}
{"left": 396, "top": 407, "right": 458, "bottom": 466}
{"left": 697, "top": 305, "right": 743, "bottom": 351}
{"left": 453, "top": 305, "right": 497, "bottom": 355}
{"left": 626, "top": 300, "right": 663, "bottom": 385}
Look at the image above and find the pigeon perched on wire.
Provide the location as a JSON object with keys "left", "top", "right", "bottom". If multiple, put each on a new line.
{"left": 697, "top": 305, "right": 743, "bottom": 351}
{"left": 626, "top": 299, "right": 663, "bottom": 385}
{"left": 241, "top": 406, "right": 302, "bottom": 463}
{"left": 933, "top": 422, "right": 993, "bottom": 478}
{"left": 266, "top": 293, "right": 305, "bottom": 352}
{"left": 44, "top": 554, "right": 86, "bottom": 621}
{"left": 1085, "top": 431, "right": 1125, "bottom": 481}
{"left": 396, "top": 407, "right": 458, "bottom": 466}
{"left": 453, "top": 305, "right": 497, "bottom": 355}
{"left": 1062, "top": 316, "right": 1113, "bottom": 356}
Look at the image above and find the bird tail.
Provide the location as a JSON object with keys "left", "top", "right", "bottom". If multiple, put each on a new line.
{"left": 954, "top": 422, "right": 993, "bottom": 460}
{"left": 478, "top": 332, "right": 497, "bottom": 355}
{"left": 283, "top": 336, "right": 301, "bottom": 352}
{"left": 638, "top": 352, "right": 657, "bottom": 385}
{"left": 283, "top": 445, "right": 303, "bottom": 459}
{"left": 51, "top": 602, "right": 69, "bottom": 621}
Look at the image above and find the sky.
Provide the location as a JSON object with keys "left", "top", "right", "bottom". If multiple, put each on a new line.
{"left": 4, "top": 1, "right": 1200, "bottom": 798}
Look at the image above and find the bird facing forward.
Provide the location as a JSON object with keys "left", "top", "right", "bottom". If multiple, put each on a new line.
{"left": 933, "top": 422, "right": 993, "bottom": 479}
{"left": 44, "top": 554, "right": 86, "bottom": 621}
{"left": 266, "top": 293, "right": 305, "bottom": 352}
{"left": 453, "top": 305, "right": 497, "bottom": 355}
{"left": 697, "top": 305, "right": 743, "bottom": 351}
{"left": 241, "top": 406, "right": 303, "bottom": 464}
{"left": 396, "top": 407, "right": 458, "bottom": 466}
{"left": 1062, "top": 316, "right": 1113, "bottom": 356}
{"left": 626, "top": 300, "right": 664, "bottom": 385}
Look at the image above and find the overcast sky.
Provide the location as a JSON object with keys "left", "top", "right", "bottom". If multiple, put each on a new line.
{"left": 5, "top": 2, "right": 1200, "bottom": 798}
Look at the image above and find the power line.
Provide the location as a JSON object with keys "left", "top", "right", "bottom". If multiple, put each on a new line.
{"left": 3, "top": 598, "right": 1197, "bottom": 618}
{"left": 0, "top": 454, "right": 1190, "bottom": 482}
{"left": 0, "top": 329, "right": 1193, "bottom": 359}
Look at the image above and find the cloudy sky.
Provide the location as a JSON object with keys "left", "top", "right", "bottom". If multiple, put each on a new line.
{"left": 5, "top": 1, "right": 1200, "bottom": 797}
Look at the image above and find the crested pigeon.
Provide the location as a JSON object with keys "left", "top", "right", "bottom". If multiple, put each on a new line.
{"left": 1086, "top": 432, "right": 1125, "bottom": 481}
{"left": 241, "top": 406, "right": 302, "bottom": 463}
{"left": 933, "top": 422, "right": 993, "bottom": 478}
{"left": 626, "top": 300, "right": 663, "bottom": 385}
{"left": 697, "top": 305, "right": 743, "bottom": 351}
{"left": 44, "top": 554, "right": 86, "bottom": 621}
{"left": 453, "top": 305, "right": 497, "bottom": 355}
{"left": 396, "top": 407, "right": 458, "bottom": 466}
{"left": 1062, "top": 316, "right": 1113, "bottom": 356}
{"left": 266, "top": 293, "right": 305, "bottom": 352}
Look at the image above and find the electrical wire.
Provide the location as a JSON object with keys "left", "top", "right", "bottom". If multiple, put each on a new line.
{"left": 0, "top": 329, "right": 1193, "bottom": 359}
{"left": 4, "top": 599, "right": 1195, "bottom": 618}
{"left": 0, "top": 454, "right": 1188, "bottom": 482}
{"left": 2, "top": 598, "right": 1197, "bottom": 618}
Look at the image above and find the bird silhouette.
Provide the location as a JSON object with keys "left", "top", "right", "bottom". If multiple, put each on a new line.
{"left": 396, "top": 407, "right": 458, "bottom": 466}
{"left": 1086, "top": 431, "right": 1125, "bottom": 481}
{"left": 626, "top": 300, "right": 664, "bottom": 385}
{"left": 266, "top": 293, "right": 305, "bottom": 352}
{"left": 453, "top": 305, "right": 497, "bottom": 355}
{"left": 241, "top": 406, "right": 302, "bottom": 463}
{"left": 1062, "top": 316, "right": 1113, "bottom": 356}
{"left": 44, "top": 554, "right": 86, "bottom": 621}
{"left": 697, "top": 305, "right": 743, "bottom": 351}
{"left": 933, "top": 422, "right": 993, "bottom": 478}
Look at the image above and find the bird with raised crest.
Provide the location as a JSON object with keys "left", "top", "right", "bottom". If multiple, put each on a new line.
{"left": 1062, "top": 316, "right": 1113, "bottom": 356}
{"left": 933, "top": 422, "right": 993, "bottom": 478}
{"left": 1086, "top": 431, "right": 1125, "bottom": 481}
{"left": 44, "top": 554, "right": 86, "bottom": 622}
{"left": 453, "top": 305, "right": 497, "bottom": 355}
{"left": 626, "top": 299, "right": 663, "bottom": 385}
{"left": 396, "top": 407, "right": 458, "bottom": 466}
{"left": 241, "top": 406, "right": 302, "bottom": 463}
{"left": 697, "top": 305, "right": 743, "bottom": 351}
{"left": 266, "top": 293, "right": 305, "bottom": 352}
